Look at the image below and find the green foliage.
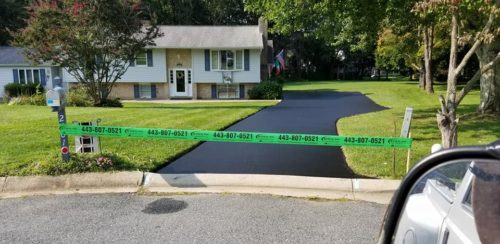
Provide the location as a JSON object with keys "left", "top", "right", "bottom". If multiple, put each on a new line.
{"left": 245, "top": 0, "right": 386, "bottom": 53}
{"left": 67, "top": 85, "right": 93, "bottom": 107}
{"left": 248, "top": 81, "right": 283, "bottom": 100}
{"left": 8, "top": 94, "right": 45, "bottom": 106}
{"left": 67, "top": 85, "right": 122, "bottom": 107}
{"left": 375, "top": 28, "right": 406, "bottom": 71}
{"left": 14, "top": 0, "right": 161, "bottom": 106}
{"left": 4, "top": 83, "right": 44, "bottom": 97}
{"left": 143, "top": 0, "right": 257, "bottom": 25}
{"left": 98, "top": 98, "right": 123, "bottom": 108}
{"left": 0, "top": 0, "right": 28, "bottom": 45}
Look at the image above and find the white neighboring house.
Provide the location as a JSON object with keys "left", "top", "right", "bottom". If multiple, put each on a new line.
{"left": 0, "top": 47, "right": 60, "bottom": 98}
{"left": 0, "top": 19, "right": 273, "bottom": 100}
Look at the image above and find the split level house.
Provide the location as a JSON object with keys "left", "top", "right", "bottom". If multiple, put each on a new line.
{"left": 0, "top": 20, "right": 273, "bottom": 99}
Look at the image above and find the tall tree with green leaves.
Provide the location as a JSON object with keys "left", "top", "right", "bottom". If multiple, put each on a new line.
{"left": 375, "top": 27, "right": 412, "bottom": 75}
{"left": 386, "top": 0, "right": 440, "bottom": 93}
{"left": 14, "top": 0, "right": 161, "bottom": 106}
{"left": 142, "top": 0, "right": 257, "bottom": 25}
{"left": 437, "top": 1, "right": 499, "bottom": 147}
{"left": 245, "top": 0, "right": 387, "bottom": 77}
{"left": 0, "top": 0, "right": 28, "bottom": 45}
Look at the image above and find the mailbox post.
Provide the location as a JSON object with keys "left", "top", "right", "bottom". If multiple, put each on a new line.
{"left": 46, "top": 86, "right": 70, "bottom": 161}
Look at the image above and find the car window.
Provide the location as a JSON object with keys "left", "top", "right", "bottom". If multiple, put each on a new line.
{"left": 410, "top": 161, "right": 470, "bottom": 201}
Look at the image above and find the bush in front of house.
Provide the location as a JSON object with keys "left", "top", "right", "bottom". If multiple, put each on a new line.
{"left": 97, "top": 98, "right": 123, "bottom": 107}
{"left": 67, "top": 85, "right": 93, "bottom": 107}
{"left": 7, "top": 93, "right": 46, "bottom": 106}
{"left": 67, "top": 84, "right": 122, "bottom": 107}
{"left": 7, "top": 84, "right": 45, "bottom": 106}
{"left": 4, "top": 83, "right": 44, "bottom": 97}
{"left": 248, "top": 80, "right": 283, "bottom": 99}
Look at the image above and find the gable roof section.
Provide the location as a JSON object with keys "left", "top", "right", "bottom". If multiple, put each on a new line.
{"left": 153, "top": 26, "right": 263, "bottom": 49}
{"left": 0, "top": 47, "right": 29, "bottom": 65}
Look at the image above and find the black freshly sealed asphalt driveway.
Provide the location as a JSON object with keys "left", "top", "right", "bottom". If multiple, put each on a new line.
{"left": 159, "top": 91, "right": 386, "bottom": 178}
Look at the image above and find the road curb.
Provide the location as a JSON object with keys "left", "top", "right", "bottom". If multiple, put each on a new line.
{"left": 143, "top": 173, "right": 400, "bottom": 204}
{"left": 0, "top": 171, "right": 143, "bottom": 198}
{"left": 0, "top": 172, "right": 400, "bottom": 204}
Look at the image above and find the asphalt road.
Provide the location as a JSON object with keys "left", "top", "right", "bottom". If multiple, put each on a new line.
{"left": 0, "top": 193, "right": 386, "bottom": 244}
{"left": 159, "top": 91, "right": 386, "bottom": 177}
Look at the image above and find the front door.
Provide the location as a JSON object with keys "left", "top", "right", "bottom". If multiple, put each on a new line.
{"left": 171, "top": 69, "right": 192, "bottom": 97}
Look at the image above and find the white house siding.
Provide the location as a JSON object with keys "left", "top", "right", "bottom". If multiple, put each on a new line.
{"left": 192, "top": 49, "right": 261, "bottom": 84}
{"left": 62, "top": 49, "right": 167, "bottom": 83}
{"left": 0, "top": 66, "right": 52, "bottom": 98}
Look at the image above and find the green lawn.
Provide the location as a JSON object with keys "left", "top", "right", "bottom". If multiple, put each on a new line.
{"left": 0, "top": 101, "right": 277, "bottom": 176}
{"left": 284, "top": 80, "right": 500, "bottom": 178}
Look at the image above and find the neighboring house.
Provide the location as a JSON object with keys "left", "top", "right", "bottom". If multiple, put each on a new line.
{"left": 0, "top": 47, "right": 61, "bottom": 98}
{"left": 0, "top": 19, "right": 272, "bottom": 100}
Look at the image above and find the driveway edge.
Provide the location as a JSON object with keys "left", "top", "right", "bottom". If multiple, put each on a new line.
{"left": 0, "top": 172, "right": 399, "bottom": 204}
{"left": 0, "top": 171, "right": 143, "bottom": 198}
{"left": 143, "top": 173, "right": 400, "bottom": 204}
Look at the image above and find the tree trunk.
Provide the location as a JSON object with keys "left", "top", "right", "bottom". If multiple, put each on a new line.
{"left": 419, "top": 58, "right": 426, "bottom": 89}
{"left": 437, "top": 8, "right": 459, "bottom": 148}
{"left": 437, "top": 111, "right": 458, "bottom": 148}
{"left": 476, "top": 38, "right": 500, "bottom": 114}
{"left": 424, "top": 26, "right": 434, "bottom": 93}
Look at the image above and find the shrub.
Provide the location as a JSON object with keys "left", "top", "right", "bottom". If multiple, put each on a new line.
{"left": 67, "top": 85, "right": 93, "bottom": 107}
{"left": 7, "top": 94, "right": 46, "bottom": 106}
{"left": 98, "top": 98, "right": 123, "bottom": 107}
{"left": 4, "top": 83, "right": 44, "bottom": 97}
{"left": 248, "top": 80, "right": 283, "bottom": 100}
{"left": 67, "top": 85, "right": 122, "bottom": 107}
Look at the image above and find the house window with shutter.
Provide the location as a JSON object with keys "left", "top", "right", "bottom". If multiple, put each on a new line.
{"left": 15, "top": 69, "right": 44, "bottom": 84}
{"left": 135, "top": 51, "right": 148, "bottom": 66}
{"left": 139, "top": 83, "right": 152, "bottom": 99}
{"left": 217, "top": 84, "right": 240, "bottom": 99}
{"left": 210, "top": 50, "right": 244, "bottom": 71}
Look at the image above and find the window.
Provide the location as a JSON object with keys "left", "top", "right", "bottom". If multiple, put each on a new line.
{"left": 211, "top": 50, "right": 244, "bottom": 71}
{"left": 139, "top": 83, "right": 152, "bottom": 99}
{"left": 33, "top": 70, "right": 40, "bottom": 83}
{"left": 217, "top": 84, "right": 239, "bottom": 99}
{"left": 135, "top": 51, "right": 148, "bottom": 66}
{"left": 15, "top": 69, "right": 44, "bottom": 84}
{"left": 19, "top": 69, "right": 26, "bottom": 84}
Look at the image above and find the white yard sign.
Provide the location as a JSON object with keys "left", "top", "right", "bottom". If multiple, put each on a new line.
{"left": 400, "top": 107, "right": 413, "bottom": 138}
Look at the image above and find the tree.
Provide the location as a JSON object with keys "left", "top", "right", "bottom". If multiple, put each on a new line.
{"left": 205, "top": 0, "right": 258, "bottom": 25}
{"left": 14, "top": 0, "right": 161, "bottom": 106}
{"left": 437, "top": 1, "right": 499, "bottom": 148}
{"left": 413, "top": 0, "right": 439, "bottom": 93}
{"left": 142, "top": 0, "right": 257, "bottom": 25}
{"left": 142, "top": 0, "right": 209, "bottom": 25}
{"left": 477, "top": 37, "right": 500, "bottom": 114}
{"left": 0, "top": 0, "right": 28, "bottom": 45}
{"left": 386, "top": 0, "right": 439, "bottom": 93}
{"left": 245, "top": 0, "right": 387, "bottom": 78}
{"left": 375, "top": 27, "right": 414, "bottom": 76}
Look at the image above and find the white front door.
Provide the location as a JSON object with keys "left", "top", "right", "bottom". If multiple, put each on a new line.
{"left": 170, "top": 69, "right": 192, "bottom": 97}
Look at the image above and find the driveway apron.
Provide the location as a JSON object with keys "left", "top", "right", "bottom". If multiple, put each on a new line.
{"left": 158, "top": 91, "right": 386, "bottom": 178}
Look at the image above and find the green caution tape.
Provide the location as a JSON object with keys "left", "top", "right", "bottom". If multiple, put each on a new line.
{"left": 59, "top": 124, "right": 413, "bottom": 149}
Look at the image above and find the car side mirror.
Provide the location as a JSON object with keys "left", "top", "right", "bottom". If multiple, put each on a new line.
{"left": 378, "top": 141, "right": 500, "bottom": 244}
